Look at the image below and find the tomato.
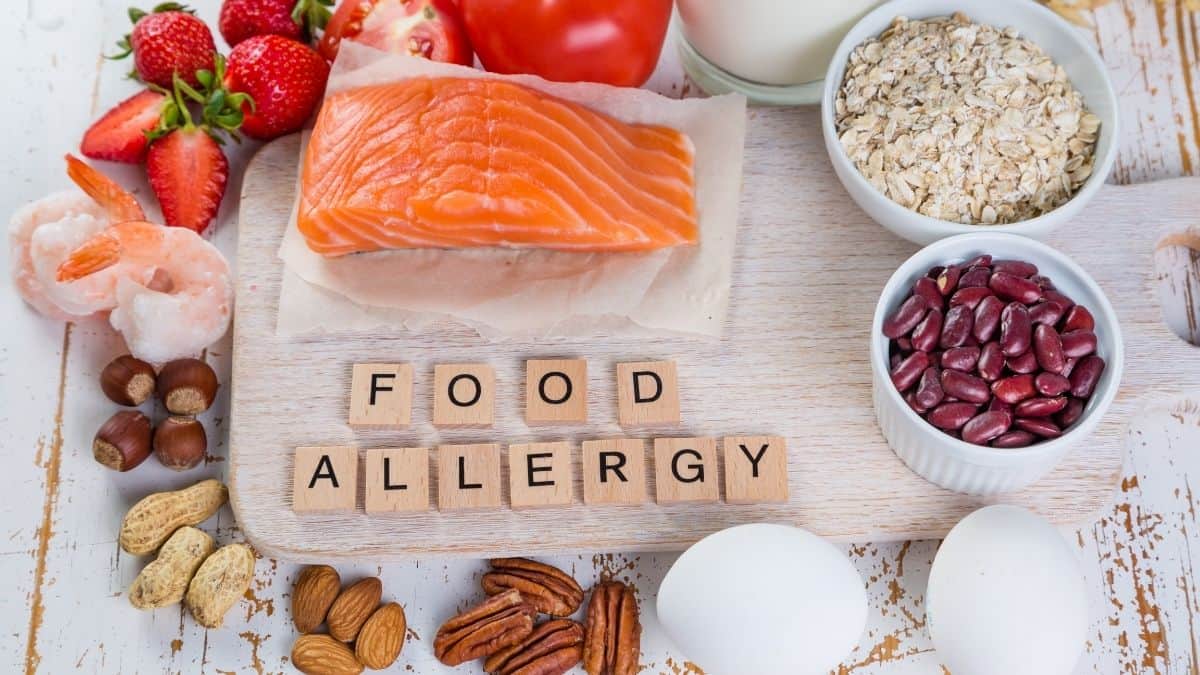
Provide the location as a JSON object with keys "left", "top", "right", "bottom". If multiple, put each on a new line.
{"left": 458, "top": 0, "right": 672, "bottom": 87}
{"left": 318, "top": 0, "right": 473, "bottom": 65}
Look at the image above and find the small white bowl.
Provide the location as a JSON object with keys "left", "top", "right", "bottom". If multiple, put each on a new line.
{"left": 871, "top": 233, "right": 1124, "bottom": 495}
{"left": 821, "top": 0, "right": 1119, "bottom": 245}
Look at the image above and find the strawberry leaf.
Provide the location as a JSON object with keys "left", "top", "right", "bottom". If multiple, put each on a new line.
{"left": 293, "top": 0, "right": 335, "bottom": 43}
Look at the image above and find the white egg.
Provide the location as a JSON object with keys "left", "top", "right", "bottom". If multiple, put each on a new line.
{"left": 656, "top": 523, "right": 867, "bottom": 675}
{"left": 927, "top": 505, "right": 1088, "bottom": 675}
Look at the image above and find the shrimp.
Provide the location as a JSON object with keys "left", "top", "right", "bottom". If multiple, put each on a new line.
{"left": 57, "top": 220, "right": 233, "bottom": 363}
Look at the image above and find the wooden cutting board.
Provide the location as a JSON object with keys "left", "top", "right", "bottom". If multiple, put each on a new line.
{"left": 230, "top": 109, "right": 1200, "bottom": 562}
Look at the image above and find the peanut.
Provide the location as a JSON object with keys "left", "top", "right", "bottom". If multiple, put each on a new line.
{"left": 129, "top": 526, "right": 214, "bottom": 609}
{"left": 185, "top": 543, "right": 255, "bottom": 628}
{"left": 119, "top": 479, "right": 227, "bottom": 555}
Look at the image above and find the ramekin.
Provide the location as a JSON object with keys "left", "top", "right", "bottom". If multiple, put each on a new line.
{"left": 871, "top": 233, "right": 1124, "bottom": 495}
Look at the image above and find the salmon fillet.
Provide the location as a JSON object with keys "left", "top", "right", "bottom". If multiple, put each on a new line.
{"left": 298, "top": 77, "right": 698, "bottom": 256}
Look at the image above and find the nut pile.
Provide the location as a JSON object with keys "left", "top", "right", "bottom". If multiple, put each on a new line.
{"left": 289, "top": 566, "right": 407, "bottom": 674}
{"left": 835, "top": 13, "right": 1101, "bottom": 224}
{"left": 884, "top": 255, "right": 1106, "bottom": 447}
{"left": 434, "top": 558, "right": 641, "bottom": 675}
{"left": 93, "top": 355, "right": 219, "bottom": 472}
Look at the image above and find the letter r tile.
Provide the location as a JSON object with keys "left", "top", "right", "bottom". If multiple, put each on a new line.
{"left": 581, "top": 439, "right": 646, "bottom": 505}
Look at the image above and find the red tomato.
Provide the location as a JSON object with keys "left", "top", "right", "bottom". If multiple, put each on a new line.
{"left": 318, "top": 0, "right": 473, "bottom": 65}
{"left": 459, "top": 0, "right": 672, "bottom": 87}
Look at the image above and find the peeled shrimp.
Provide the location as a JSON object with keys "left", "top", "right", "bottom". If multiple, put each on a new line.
{"left": 57, "top": 220, "right": 232, "bottom": 363}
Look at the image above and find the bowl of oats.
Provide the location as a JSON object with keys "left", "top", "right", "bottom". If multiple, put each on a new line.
{"left": 821, "top": 0, "right": 1118, "bottom": 245}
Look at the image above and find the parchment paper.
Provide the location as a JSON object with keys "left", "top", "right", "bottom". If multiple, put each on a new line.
{"left": 276, "top": 43, "right": 747, "bottom": 339}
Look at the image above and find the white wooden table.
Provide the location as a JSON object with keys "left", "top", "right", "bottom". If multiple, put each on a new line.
{"left": 3, "top": 1, "right": 1199, "bottom": 673}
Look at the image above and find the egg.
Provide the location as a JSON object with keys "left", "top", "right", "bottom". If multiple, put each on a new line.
{"left": 656, "top": 523, "right": 867, "bottom": 675}
{"left": 927, "top": 505, "right": 1088, "bottom": 675}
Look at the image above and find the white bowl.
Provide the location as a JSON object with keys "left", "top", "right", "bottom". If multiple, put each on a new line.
{"left": 821, "top": 0, "right": 1119, "bottom": 245}
{"left": 870, "top": 233, "right": 1124, "bottom": 495}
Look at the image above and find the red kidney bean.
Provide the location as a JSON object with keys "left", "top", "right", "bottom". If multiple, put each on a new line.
{"left": 990, "top": 272, "right": 1043, "bottom": 304}
{"left": 965, "top": 254, "right": 993, "bottom": 268}
{"left": 959, "top": 267, "right": 992, "bottom": 288}
{"left": 896, "top": 337, "right": 913, "bottom": 352}
{"left": 913, "top": 276, "right": 943, "bottom": 309}
{"left": 1043, "top": 289, "right": 1075, "bottom": 310}
{"left": 941, "top": 346, "right": 981, "bottom": 372}
{"left": 915, "top": 367, "right": 945, "bottom": 409}
{"left": 910, "top": 308, "right": 943, "bottom": 352}
{"left": 1033, "top": 324, "right": 1066, "bottom": 374}
{"left": 904, "top": 390, "right": 926, "bottom": 413}
{"left": 1031, "top": 275, "right": 1055, "bottom": 290}
{"left": 973, "top": 295, "right": 1004, "bottom": 342}
{"left": 977, "top": 342, "right": 1006, "bottom": 381}
{"left": 1007, "top": 350, "right": 1038, "bottom": 373}
{"left": 1035, "top": 372, "right": 1072, "bottom": 396}
{"left": 1059, "top": 330, "right": 1097, "bottom": 358}
{"left": 1061, "top": 356, "right": 1079, "bottom": 378}
{"left": 889, "top": 352, "right": 902, "bottom": 370}
{"left": 1061, "top": 304, "right": 1094, "bottom": 332}
{"left": 992, "top": 260, "right": 1038, "bottom": 277}
{"left": 999, "top": 302, "right": 1032, "bottom": 356}
{"left": 936, "top": 265, "right": 961, "bottom": 295}
{"left": 927, "top": 265, "right": 945, "bottom": 279}
{"left": 1014, "top": 396, "right": 1069, "bottom": 417}
{"left": 987, "top": 397, "right": 1013, "bottom": 414}
{"left": 949, "top": 286, "right": 994, "bottom": 310}
{"left": 940, "top": 305, "right": 974, "bottom": 349}
{"left": 1069, "top": 355, "right": 1105, "bottom": 398}
{"left": 1014, "top": 417, "right": 1063, "bottom": 438}
{"left": 890, "top": 351, "right": 931, "bottom": 391}
{"left": 992, "top": 430, "right": 1036, "bottom": 448}
{"left": 1056, "top": 397, "right": 1086, "bottom": 428}
{"left": 940, "top": 369, "right": 991, "bottom": 404}
{"left": 883, "top": 295, "right": 930, "bottom": 338}
{"left": 1028, "top": 300, "right": 1065, "bottom": 326}
{"left": 991, "top": 374, "right": 1036, "bottom": 404}
{"left": 962, "top": 410, "right": 1013, "bottom": 444}
{"left": 928, "top": 402, "right": 980, "bottom": 430}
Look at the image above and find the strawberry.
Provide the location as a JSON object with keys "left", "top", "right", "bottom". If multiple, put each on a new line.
{"left": 147, "top": 127, "right": 229, "bottom": 233}
{"left": 112, "top": 3, "right": 215, "bottom": 88}
{"left": 218, "top": 0, "right": 332, "bottom": 47}
{"left": 80, "top": 90, "right": 167, "bottom": 164}
{"left": 224, "top": 35, "right": 329, "bottom": 140}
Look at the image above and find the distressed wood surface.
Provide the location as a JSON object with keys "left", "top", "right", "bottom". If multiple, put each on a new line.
{"left": 2, "top": 1, "right": 1199, "bottom": 673}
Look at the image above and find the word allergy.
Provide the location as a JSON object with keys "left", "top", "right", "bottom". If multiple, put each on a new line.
{"left": 292, "top": 359, "right": 789, "bottom": 513}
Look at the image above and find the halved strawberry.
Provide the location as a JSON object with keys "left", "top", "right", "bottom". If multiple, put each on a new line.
{"left": 80, "top": 90, "right": 167, "bottom": 164}
{"left": 146, "top": 127, "right": 228, "bottom": 234}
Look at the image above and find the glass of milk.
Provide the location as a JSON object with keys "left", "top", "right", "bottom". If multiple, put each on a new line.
{"left": 676, "top": 0, "right": 882, "bottom": 104}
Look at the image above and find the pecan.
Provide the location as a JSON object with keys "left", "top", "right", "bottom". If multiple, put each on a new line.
{"left": 483, "top": 619, "right": 584, "bottom": 675}
{"left": 582, "top": 581, "right": 641, "bottom": 675}
{"left": 483, "top": 558, "right": 585, "bottom": 617}
{"left": 434, "top": 589, "right": 536, "bottom": 666}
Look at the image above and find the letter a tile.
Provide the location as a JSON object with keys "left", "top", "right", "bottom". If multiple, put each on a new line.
{"left": 293, "top": 446, "right": 358, "bottom": 513}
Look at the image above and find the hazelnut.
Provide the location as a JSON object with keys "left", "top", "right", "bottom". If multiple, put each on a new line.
{"left": 100, "top": 355, "right": 156, "bottom": 406}
{"left": 93, "top": 410, "right": 152, "bottom": 472}
{"left": 158, "top": 358, "right": 219, "bottom": 415}
{"left": 153, "top": 416, "right": 207, "bottom": 471}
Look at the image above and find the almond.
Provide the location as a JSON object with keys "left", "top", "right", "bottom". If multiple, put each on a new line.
{"left": 327, "top": 576, "right": 382, "bottom": 642}
{"left": 354, "top": 602, "right": 407, "bottom": 669}
{"left": 292, "top": 565, "right": 341, "bottom": 634}
{"left": 291, "top": 634, "right": 363, "bottom": 675}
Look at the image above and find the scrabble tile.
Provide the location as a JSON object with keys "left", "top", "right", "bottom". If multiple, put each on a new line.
{"left": 525, "top": 359, "right": 588, "bottom": 424}
{"left": 433, "top": 364, "right": 495, "bottom": 427}
{"left": 616, "top": 361, "right": 680, "bottom": 426}
{"left": 581, "top": 439, "right": 647, "bottom": 505}
{"left": 437, "top": 444, "right": 502, "bottom": 510}
{"left": 364, "top": 447, "right": 430, "bottom": 513}
{"left": 722, "top": 436, "right": 789, "bottom": 504}
{"left": 508, "top": 442, "right": 573, "bottom": 509}
{"left": 293, "top": 446, "right": 358, "bottom": 513}
{"left": 348, "top": 363, "right": 413, "bottom": 427}
{"left": 653, "top": 437, "right": 719, "bottom": 504}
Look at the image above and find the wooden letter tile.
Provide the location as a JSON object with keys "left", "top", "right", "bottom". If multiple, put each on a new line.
{"left": 581, "top": 439, "right": 647, "bottom": 505}
{"left": 525, "top": 359, "right": 588, "bottom": 424}
{"left": 349, "top": 363, "right": 413, "bottom": 427}
{"left": 508, "top": 442, "right": 573, "bottom": 509}
{"left": 723, "top": 436, "right": 789, "bottom": 504}
{"left": 616, "top": 361, "right": 680, "bottom": 426}
{"left": 365, "top": 447, "right": 430, "bottom": 513}
{"left": 653, "top": 437, "right": 719, "bottom": 504}
{"left": 437, "top": 444, "right": 502, "bottom": 510}
{"left": 433, "top": 364, "right": 495, "bottom": 427}
{"left": 293, "top": 446, "right": 358, "bottom": 513}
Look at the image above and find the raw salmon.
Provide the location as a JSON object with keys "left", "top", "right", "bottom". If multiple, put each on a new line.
{"left": 298, "top": 77, "right": 697, "bottom": 256}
